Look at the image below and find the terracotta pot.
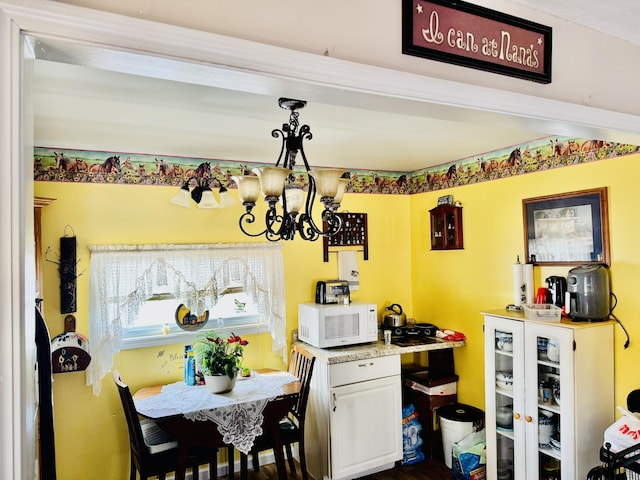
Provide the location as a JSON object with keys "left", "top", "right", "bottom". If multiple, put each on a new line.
{"left": 204, "top": 373, "right": 238, "bottom": 394}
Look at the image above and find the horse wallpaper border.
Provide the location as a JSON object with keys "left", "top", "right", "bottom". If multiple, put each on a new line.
{"left": 34, "top": 136, "right": 638, "bottom": 195}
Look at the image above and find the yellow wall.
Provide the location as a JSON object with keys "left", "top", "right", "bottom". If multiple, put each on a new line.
{"left": 34, "top": 181, "right": 411, "bottom": 479}
{"left": 409, "top": 155, "right": 640, "bottom": 406}
{"left": 35, "top": 153, "right": 640, "bottom": 479}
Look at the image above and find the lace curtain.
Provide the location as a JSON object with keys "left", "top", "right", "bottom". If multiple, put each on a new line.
{"left": 86, "top": 243, "right": 285, "bottom": 395}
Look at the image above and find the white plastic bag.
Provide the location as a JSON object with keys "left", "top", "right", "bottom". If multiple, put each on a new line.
{"left": 603, "top": 406, "right": 640, "bottom": 453}
{"left": 452, "top": 429, "right": 486, "bottom": 480}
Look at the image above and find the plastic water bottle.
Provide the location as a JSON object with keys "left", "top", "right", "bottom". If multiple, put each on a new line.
{"left": 186, "top": 350, "right": 196, "bottom": 386}
{"left": 184, "top": 345, "right": 193, "bottom": 384}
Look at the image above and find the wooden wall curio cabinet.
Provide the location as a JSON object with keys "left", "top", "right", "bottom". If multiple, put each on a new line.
{"left": 430, "top": 204, "right": 463, "bottom": 250}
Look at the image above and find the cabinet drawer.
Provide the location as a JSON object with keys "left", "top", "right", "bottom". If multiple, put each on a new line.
{"left": 328, "top": 355, "right": 400, "bottom": 387}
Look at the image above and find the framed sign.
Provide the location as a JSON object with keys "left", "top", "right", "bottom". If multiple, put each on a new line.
{"left": 522, "top": 188, "right": 610, "bottom": 266}
{"left": 402, "top": 0, "right": 552, "bottom": 83}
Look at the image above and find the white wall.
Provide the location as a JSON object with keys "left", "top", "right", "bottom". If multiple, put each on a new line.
{"left": 55, "top": 0, "right": 640, "bottom": 117}
{"left": 2, "top": 1, "right": 640, "bottom": 478}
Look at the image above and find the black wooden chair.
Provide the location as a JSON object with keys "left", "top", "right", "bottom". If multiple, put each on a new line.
{"left": 627, "top": 389, "right": 640, "bottom": 413}
{"left": 241, "top": 346, "right": 316, "bottom": 480}
{"left": 113, "top": 370, "right": 223, "bottom": 480}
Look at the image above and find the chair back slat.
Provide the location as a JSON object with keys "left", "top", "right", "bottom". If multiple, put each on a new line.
{"left": 287, "top": 347, "right": 316, "bottom": 421}
{"left": 113, "top": 369, "right": 148, "bottom": 457}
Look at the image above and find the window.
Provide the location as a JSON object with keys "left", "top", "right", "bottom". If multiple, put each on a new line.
{"left": 86, "top": 243, "right": 285, "bottom": 395}
{"left": 122, "top": 286, "right": 262, "bottom": 349}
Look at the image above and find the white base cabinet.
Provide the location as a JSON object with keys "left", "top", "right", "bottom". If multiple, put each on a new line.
{"left": 305, "top": 354, "right": 402, "bottom": 480}
{"left": 484, "top": 311, "right": 614, "bottom": 480}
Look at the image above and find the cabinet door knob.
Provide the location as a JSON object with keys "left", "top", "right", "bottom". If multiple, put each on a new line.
{"left": 525, "top": 415, "right": 533, "bottom": 423}
{"left": 514, "top": 412, "right": 520, "bottom": 420}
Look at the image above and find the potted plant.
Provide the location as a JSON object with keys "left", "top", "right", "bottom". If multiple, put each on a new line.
{"left": 194, "top": 331, "right": 248, "bottom": 393}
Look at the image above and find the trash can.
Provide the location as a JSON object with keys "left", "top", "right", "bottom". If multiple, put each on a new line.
{"left": 438, "top": 403, "right": 484, "bottom": 468}
{"left": 403, "top": 368, "right": 458, "bottom": 461}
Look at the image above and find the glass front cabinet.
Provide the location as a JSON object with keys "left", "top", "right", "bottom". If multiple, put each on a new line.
{"left": 483, "top": 311, "right": 615, "bottom": 480}
{"left": 429, "top": 205, "right": 463, "bottom": 250}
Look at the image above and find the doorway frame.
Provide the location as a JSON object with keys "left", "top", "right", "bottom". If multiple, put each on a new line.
{"left": 1, "top": 1, "right": 640, "bottom": 478}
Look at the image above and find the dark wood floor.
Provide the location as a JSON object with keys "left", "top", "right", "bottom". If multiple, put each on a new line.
{"left": 236, "top": 458, "right": 454, "bottom": 480}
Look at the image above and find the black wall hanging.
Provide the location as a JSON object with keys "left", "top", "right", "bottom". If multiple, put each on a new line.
{"left": 46, "top": 226, "right": 82, "bottom": 314}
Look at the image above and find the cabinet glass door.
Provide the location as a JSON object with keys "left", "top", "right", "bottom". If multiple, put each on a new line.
{"left": 534, "top": 333, "right": 561, "bottom": 478}
{"left": 485, "top": 317, "right": 525, "bottom": 480}
{"left": 494, "top": 328, "right": 516, "bottom": 478}
{"left": 525, "top": 324, "right": 573, "bottom": 480}
{"left": 444, "top": 211, "right": 456, "bottom": 247}
{"left": 431, "top": 214, "right": 444, "bottom": 249}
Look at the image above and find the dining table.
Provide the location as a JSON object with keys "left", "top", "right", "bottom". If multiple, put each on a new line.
{"left": 133, "top": 369, "right": 301, "bottom": 480}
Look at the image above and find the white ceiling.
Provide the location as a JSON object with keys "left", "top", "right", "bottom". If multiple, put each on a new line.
{"left": 33, "top": 58, "right": 543, "bottom": 172}
{"left": 508, "top": 0, "right": 640, "bottom": 47}
{"left": 31, "top": 2, "right": 640, "bottom": 173}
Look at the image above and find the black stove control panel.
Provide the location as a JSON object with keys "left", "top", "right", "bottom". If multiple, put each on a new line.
{"left": 389, "top": 323, "right": 438, "bottom": 338}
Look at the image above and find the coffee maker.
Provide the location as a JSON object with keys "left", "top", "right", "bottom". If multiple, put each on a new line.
{"left": 546, "top": 276, "right": 567, "bottom": 308}
{"left": 566, "top": 264, "right": 611, "bottom": 321}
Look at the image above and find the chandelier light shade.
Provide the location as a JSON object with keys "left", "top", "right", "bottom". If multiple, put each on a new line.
{"left": 309, "top": 169, "right": 345, "bottom": 198}
{"left": 231, "top": 175, "right": 261, "bottom": 204}
{"left": 333, "top": 177, "right": 350, "bottom": 207}
{"left": 283, "top": 184, "right": 304, "bottom": 213}
{"left": 232, "top": 97, "right": 348, "bottom": 241}
{"left": 254, "top": 167, "right": 291, "bottom": 198}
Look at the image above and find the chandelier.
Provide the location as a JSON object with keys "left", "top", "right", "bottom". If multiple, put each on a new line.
{"left": 232, "top": 98, "right": 348, "bottom": 241}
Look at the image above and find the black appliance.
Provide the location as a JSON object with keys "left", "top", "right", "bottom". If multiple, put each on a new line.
{"left": 566, "top": 264, "right": 611, "bottom": 321}
{"left": 389, "top": 323, "right": 439, "bottom": 346}
{"left": 546, "top": 276, "right": 567, "bottom": 308}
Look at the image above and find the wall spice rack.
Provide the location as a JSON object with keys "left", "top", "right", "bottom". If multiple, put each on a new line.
{"left": 323, "top": 212, "right": 368, "bottom": 262}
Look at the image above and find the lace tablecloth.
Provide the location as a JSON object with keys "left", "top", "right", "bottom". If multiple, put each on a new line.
{"left": 135, "top": 371, "right": 298, "bottom": 453}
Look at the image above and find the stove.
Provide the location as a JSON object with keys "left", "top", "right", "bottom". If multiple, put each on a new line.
{"left": 387, "top": 323, "right": 439, "bottom": 346}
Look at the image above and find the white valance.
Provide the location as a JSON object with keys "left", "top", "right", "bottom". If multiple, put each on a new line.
{"left": 86, "top": 243, "right": 286, "bottom": 395}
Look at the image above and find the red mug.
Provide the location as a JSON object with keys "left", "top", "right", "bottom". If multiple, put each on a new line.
{"left": 536, "top": 287, "right": 550, "bottom": 304}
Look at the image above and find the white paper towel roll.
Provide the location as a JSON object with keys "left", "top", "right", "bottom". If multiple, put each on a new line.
{"left": 513, "top": 262, "right": 524, "bottom": 307}
{"left": 524, "top": 263, "right": 534, "bottom": 304}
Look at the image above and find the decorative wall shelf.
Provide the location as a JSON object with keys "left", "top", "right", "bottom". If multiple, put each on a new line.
{"left": 430, "top": 205, "right": 463, "bottom": 250}
{"left": 323, "top": 213, "right": 368, "bottom": 262}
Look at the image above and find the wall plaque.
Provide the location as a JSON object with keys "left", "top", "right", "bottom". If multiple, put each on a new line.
{"left": 402, "top": 0, "right": 552, "bottom": 83}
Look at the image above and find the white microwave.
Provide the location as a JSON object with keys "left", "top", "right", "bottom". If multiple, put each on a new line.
{"left": 298, "top": 302, "right": 378, "bottom": 349}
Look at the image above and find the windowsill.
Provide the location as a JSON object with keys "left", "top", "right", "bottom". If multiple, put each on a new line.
{"left": 121, "top": 323, "right": 269, "bottom": 350}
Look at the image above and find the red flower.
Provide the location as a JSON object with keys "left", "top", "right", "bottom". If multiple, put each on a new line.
{"left": 195, "top": 330, "right": 249, "bottom": 379}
